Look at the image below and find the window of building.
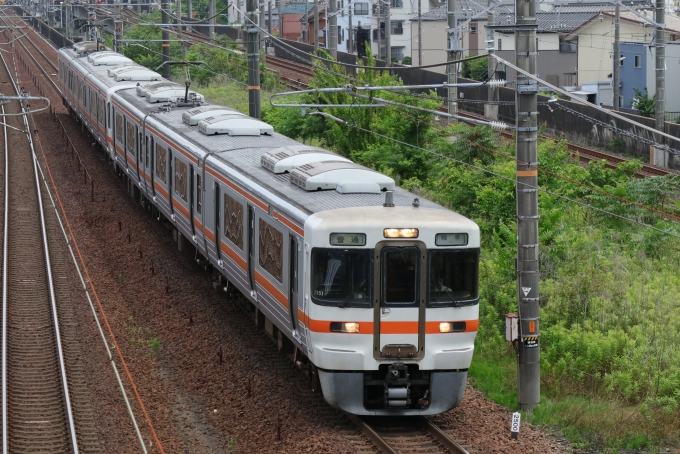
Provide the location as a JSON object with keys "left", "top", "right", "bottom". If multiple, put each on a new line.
{"left": 497, "top": 38, "right": 502, "bottom": 51}
{"left": 634, "top": 54, "right": 641, "bottom": 68}
{"left": 390, "top": 21, "right": 403, "bottom": 34}
{"left": 470, "top": 23, "right": 477, "bottom": 34}
{"left": 354, "top": 2, "right": 368, "bottom": 15}
{"left": 620, "top": 54, "right": 624, "bottom": 66}
{"left": 338, "top": 26, "right": 342, "bottom": 44}
{"left": 619, "top": 95, "right": 624, "bottom": 107}
{"left": 391, "top": 47, "right": 404, "bottom": 61}
{"left": 391, "top": 0, "right": 402, "bottom": 7}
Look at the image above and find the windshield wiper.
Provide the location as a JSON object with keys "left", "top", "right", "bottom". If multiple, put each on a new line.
{"left": 338, "top": 279, "right": 367, "bottom": 308}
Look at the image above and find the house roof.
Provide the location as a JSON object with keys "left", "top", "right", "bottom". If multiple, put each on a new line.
{"left": 420, "top": 0, "right": 514, "bottom": 21}
{"left": 549, "top": 1, "right": 652, "bottom": 13}
{"left": 493, "top": 11, "right": 598, "bottom": 33}
{"left": 604, "top": 10, "right": 680, "bottom": 35}
{"left": 280, "top": 2, "right": 313, "bottom": 15}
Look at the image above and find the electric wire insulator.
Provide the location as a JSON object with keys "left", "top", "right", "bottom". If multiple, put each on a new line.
{"left": 489, "top": 121, "right": 508, "bottom": 131}
{"left": 487, "top": 79, "right": 507, "bottom": 87}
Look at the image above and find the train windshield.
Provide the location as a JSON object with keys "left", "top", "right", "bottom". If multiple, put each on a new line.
{"left": 311, "top": 249, "right": 371, "bottom": 307}
{"left": 428, "top": 249, "right": 480, "bottom": 306}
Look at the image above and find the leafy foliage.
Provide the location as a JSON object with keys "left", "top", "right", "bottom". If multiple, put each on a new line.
{"left": 632, "top": 88, "right": 655, "bottom": 117}
{"left": 461, "top": 56, "right": 489, "bottom": 81}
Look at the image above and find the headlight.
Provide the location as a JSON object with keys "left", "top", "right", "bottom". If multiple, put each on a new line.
{"left": 330, "top": 322, "right": 360, "bottom": 333}
{"left": 439, "top": 322, "right": 467, "bottom": 333}
{"left": 384, "top": 228, "right": 419, "bottom": 238}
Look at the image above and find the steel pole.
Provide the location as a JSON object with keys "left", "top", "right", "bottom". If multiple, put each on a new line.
{"left": 348, "top": 4, "right": 353, "bottom": 53}
{"left": 161, "top": 1, "right": 170, "bottom": 78}
{"left": 485, "top": 0, "right": 497, "bottom": 119}
{"left": 515, "top": 0, "right": 540, "bottom": 412}
{"left": 247, "top": 0, "right": 261, "bottom": 119}
{"left": 329, "top": 0, "right": 337, "bottom": 58}
{"left": 613, "top": 3, "right": 620, "bottom": 110}
{"left": 446, "top": 0, "right": 458, "bottom": 123}
{"left": 209, "top": 0, "right": 216, "bottom": 37}
{"left": 418, "top": 0, "right": 422, "bottom": 65}
{"left": 655, "top": 0, "right": 665, "bottom": 136}
{"left": 313, "top": 0, "right": 319, "bottom": 52}
{"left": 385, "top": 0, "right": 390, "bottom": 66}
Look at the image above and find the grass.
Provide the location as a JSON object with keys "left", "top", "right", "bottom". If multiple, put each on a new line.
{"left": 193, "top": 76, "right": 279, "bottom": 116}
{"left": 469, "top": 352, "right": 679, "bottom": 452}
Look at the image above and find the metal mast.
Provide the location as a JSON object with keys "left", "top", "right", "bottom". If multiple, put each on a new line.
{"left": 161, "top": 0, "right": 170, "bottom": 79}
{"left": 654, "top": 0, "right": 665, "bottom": 136}
{"left": 385, "top": 0, "right": 391, "bottom": 66}
{"left": 349, "top": 2, "right": 353, "bottom": 53}
{"left": 515, "top": 0, "right": 540, "bottom": 411}
{"left": 329, "top": 0, "right": 337, "bottom": 58}
{"left": 418, "top": 0, "right": 422, "bottom": 65}
{"left": 247, "top": 0, "right": 261, "bottom": 118}
{"left": 613, "top": 2, "right": 620, "bottom": 110}
{"left": 313, "top": 0, "right": 319, "bottom": 52}
{"left": 485, "top": 0, "right": 497, "bottom": 119}
{"left": 446, "top": 0, "right": 459, "bottom": 123}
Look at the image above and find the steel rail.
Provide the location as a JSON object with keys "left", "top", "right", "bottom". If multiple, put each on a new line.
{"left": 0, "top": 37, "right": 79, "bottom": 454}
{"left": 423, "top": 418, "right": 471, "bottom": 454}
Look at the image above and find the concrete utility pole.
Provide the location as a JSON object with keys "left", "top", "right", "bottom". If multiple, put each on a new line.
{"left": 161, "top": 0, "right": 170, "bottom": 78}
{"left": 485, "top": 0, "right": 497, "bottom": 119}
{"left": 176, "top": 0, "right": 182, "bottom": 31}
{"left": 613, "top": 2, "right": 620, "bottom": 110}
{"left": 313, "top": 0, "right": 319, "bottom": 51}
{"left": 446, "top": 0, "right": 459, "bottom": 123}
{"left": 209, "top": 0, "right": 216, "bottom": 37}
{"left": 385, "top": 0, "right": 391, "bottom": 66}
{"left": 655, "top": 0, "right": 665, "bottom": 135}
{"left": 188, "top": 0, "right": 192, "bottom": 25}
{"left": 418, "top": 0, "right": 422, "bottom": 65}
{"left": 329, "top": 0, "right": 337, "bottom": 58}
{"left": 515, "top": 0, "right": 540, "bottom": 412}
{"left": 247, "top": 0, "right": 261, "bottom": 118}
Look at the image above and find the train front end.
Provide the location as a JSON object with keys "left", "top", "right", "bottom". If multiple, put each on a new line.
{"left": 305, "top": 205, "right": 480, "bottom": 415}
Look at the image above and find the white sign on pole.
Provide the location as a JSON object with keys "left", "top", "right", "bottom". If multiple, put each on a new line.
{"left": 511, "top": 411, "right": 521, "bottom": 439}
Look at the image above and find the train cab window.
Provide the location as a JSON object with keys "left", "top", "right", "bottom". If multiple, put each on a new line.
{"left": 428, "top": 249, "right": 479, "bottom": 306}
{"left": 311, "top": 249, "right": 371, "bottom": 307}
{"left": 382, "top": 248, "right": 418, "bottom": 306}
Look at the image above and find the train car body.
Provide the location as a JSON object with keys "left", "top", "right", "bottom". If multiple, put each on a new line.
{"left": 58, "top": 43, "right": 481, "bottom": 415}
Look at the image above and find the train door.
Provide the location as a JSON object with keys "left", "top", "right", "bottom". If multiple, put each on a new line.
{"left": 137, "top": 127, "right": 142, "bottom": 182}
{"left": 190, "top": 166, "right": 196, "bottom": 234}
{"left": 289, "top": 235, "right": 299, "bottom": 329}
{"left": 168, "top": 148, "right": 174, "bottom": 214}
{"left": 149, "top": 135, "right": 155, "bottom": 196}
{"left": 373, "top": 242, "right": 427, "bottom": 361}
{"left": 213, "top": 182, "right": 221, "bottom": 260}
{"left": 247, "top": 206, "right": 255, "bottom": 290}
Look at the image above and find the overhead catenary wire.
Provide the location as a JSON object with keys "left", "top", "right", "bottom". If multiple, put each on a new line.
{"left": 311, "top": 111, "right": 680, "bottom": 239}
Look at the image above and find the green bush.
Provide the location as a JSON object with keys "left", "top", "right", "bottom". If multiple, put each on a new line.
{"left": 401, "top": 56, "right": 412, "bottom": 65}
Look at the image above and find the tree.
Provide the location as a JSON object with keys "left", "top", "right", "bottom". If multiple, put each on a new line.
{"left": 461, "top": 56, "right": 488, "bottom": 81}
{"left": 632, "top": 88, "right": 655, "bottom": 118}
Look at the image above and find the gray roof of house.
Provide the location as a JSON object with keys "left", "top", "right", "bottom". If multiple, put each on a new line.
{"left": 549, "top": 1, "right": 652, "bottom": 13}
{"left": 420, "top": 0, "right": 514, "bottom": 21}
{"left": 280, "top": 2, "right": 313, "bottom": 15}
{"left": 493, "top": 11, "right": 598, "bottom": 33}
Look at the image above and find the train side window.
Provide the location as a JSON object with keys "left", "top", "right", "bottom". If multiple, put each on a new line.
{"left": 223, "top": 192, "right": 243, "bottom": 249}
{"left": 98, "top": 98, "right": 105, "bottom": 126}
{"left": 126, "top": 120, "right": 135, "bottom": 155}
{"left": 155, "top": 144, "right": 167, "bottom": 184}
{"left": 174, "top": 158, "right": 188, "bottom": 202}
{"left": 196, "top": 174, "right": 202, "bottom": 214}
{"left": 115, "top": 113, "right": 123, "bottom": 144}
{"left": 259, "top": 218, "right": 283, "bottom": 283}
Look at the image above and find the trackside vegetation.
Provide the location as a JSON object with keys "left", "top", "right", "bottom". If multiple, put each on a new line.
{"left": 115, "top": 31, "right": 680, "bottom": 450}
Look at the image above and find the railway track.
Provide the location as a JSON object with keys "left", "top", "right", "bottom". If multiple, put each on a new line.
{"left": 0, "top": 31, "right": 78, "bottom": 453}
{"left": 345, "top": 414, "right": 472, "bottom": 454}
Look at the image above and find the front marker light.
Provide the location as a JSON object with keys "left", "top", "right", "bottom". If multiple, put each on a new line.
{"left": 330, "top": 322, "right": 360, "bottom": 333}
{"left": 439, "top": 322, "right": 467, "bottom": 333}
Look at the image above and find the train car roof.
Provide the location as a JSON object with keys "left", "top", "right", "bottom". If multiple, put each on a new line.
{"left": 118, "top": 89, "right": 445, "bottom": 216}
{"left": 61, "top": 48, "right": 450, "bottom": 217}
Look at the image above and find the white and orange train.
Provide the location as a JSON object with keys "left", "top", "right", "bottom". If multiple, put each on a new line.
{"left": 58, "top": 43, "right": 481, "bottom": 415}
